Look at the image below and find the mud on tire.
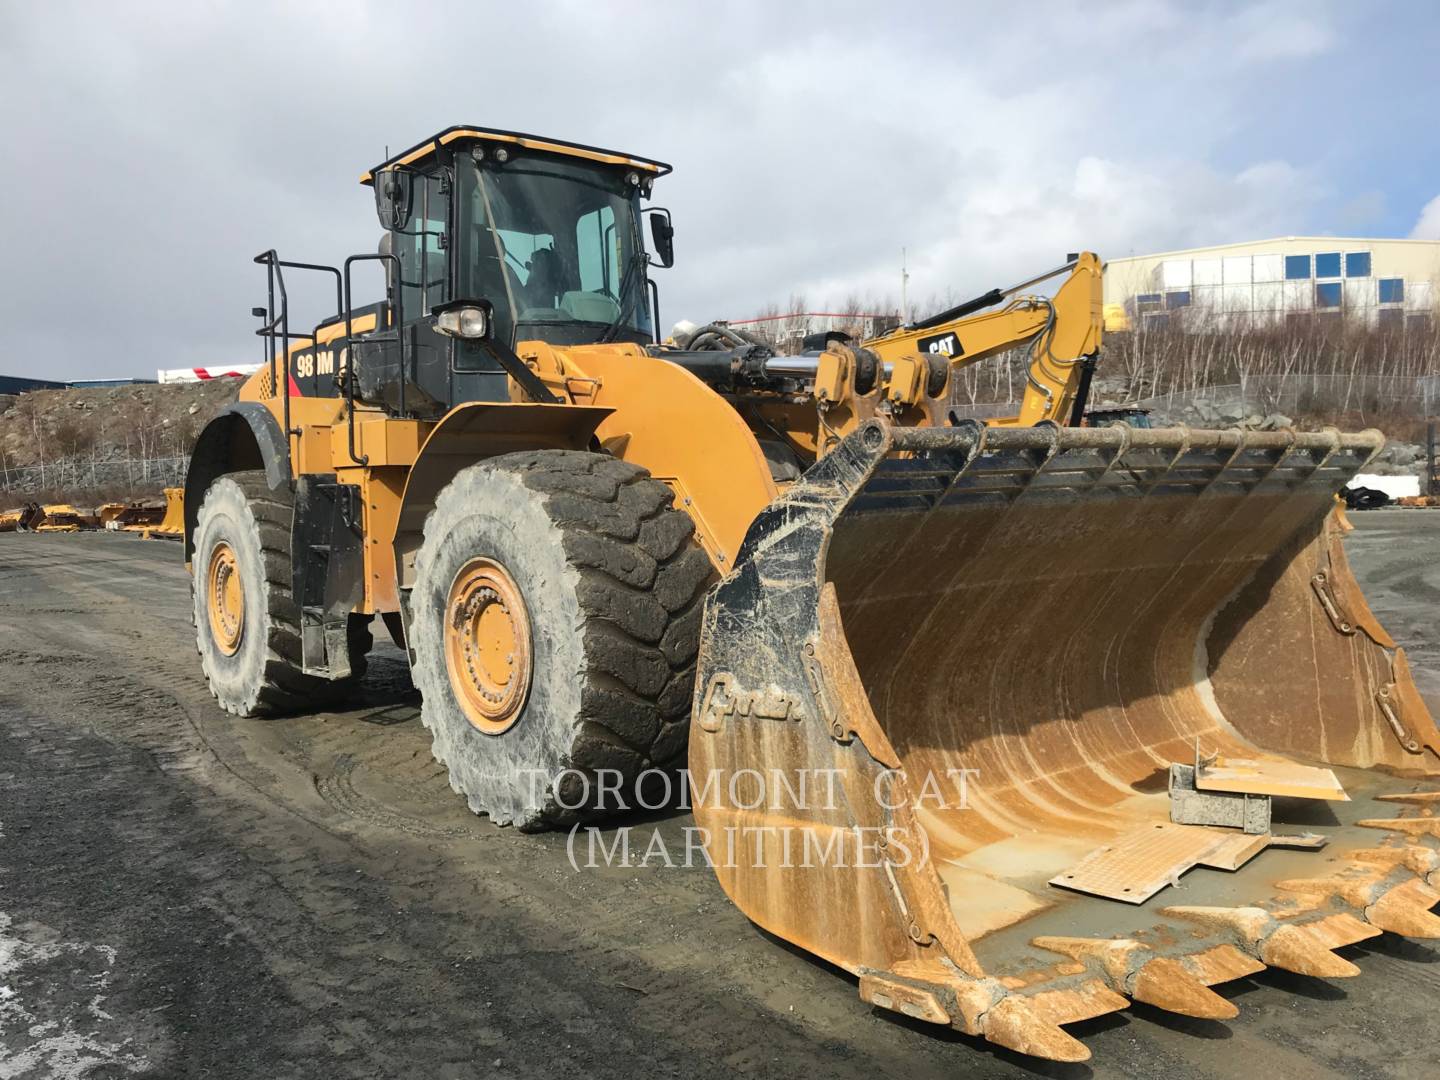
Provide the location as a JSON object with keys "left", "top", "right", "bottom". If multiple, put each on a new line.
{"left": 409, "top": 450, "right": 713, "bottom": 830}
{"left": 192, "top": 471, "right": 370, "bottom": 716}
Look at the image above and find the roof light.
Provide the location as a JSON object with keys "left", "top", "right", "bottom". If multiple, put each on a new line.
{"left": 492, "top": 146, "right": 510, "bottom": 164}
{"left": 626, "top": 171, "right": 641, "bottom": 187}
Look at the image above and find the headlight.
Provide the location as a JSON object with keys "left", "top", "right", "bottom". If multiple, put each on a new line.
{"left": 436, "top": 305, "right": 489, "bottom": 339}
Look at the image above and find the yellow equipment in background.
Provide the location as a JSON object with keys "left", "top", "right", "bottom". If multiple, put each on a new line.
{"left": 179, "top": 125, "right": 1440, "bottom": 1064}
{"left": 142, "top": 488, "right": 184, "bottom": 540}
{"left": 33, "top": 504, "right": 85, "bottom": 533}
{"left": 1103, "top": 301, "right": 1131, "bottom": 332}
{"left": 0, "top": 495, "right": 175, "bottom": 537}
{"left": 99, "top": 496, "right": 169, "bottom": 533}
{"left": 96, "top": 502, "right": 126, "bottom": 526}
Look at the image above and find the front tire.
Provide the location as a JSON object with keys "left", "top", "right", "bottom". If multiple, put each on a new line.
{"left": 192, "top": 471, "right": 370, "bottom": 715}
{"left": 410, "top": 450, "right": 712, "bottom": 830}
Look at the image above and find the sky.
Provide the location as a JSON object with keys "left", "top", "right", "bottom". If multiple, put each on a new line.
{"left": 3, "top": 0, "right": 1439, "bottom": 380}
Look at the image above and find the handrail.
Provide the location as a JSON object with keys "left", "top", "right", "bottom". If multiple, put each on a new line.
{"left": 253, "top": 251, "right": 345, "bottom": 470}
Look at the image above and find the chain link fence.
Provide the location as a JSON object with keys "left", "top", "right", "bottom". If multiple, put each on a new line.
{"left": 0, "top": 455, "right": 187, "bottom": 496}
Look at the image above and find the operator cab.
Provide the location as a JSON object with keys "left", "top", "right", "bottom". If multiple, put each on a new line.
{"left": 246, "top": 127, "right": 674, "bottom": 416}
{"left": 341, "top": 127, "right": 674, "bottom": 415}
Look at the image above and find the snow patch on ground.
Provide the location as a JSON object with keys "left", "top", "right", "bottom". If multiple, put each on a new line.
{"left": 0, "top": 816, "right": 150, "bottom": 1079}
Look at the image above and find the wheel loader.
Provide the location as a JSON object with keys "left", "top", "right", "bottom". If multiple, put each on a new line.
{"left": 187, "top": 125, "right": 1440, "bottom": 1063}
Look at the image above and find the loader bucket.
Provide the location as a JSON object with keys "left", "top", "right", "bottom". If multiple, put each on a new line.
{"left": 96, "top": 502, "right": 127, "bottom": 528}
{"left": 143, "top": 488, "right": 185, "bottom": 540}
{"left": 691, "top": 420, "right": 1440, "bottom": 1062}
{"left": 110, "top": 498, "right": 167, "bottom": 532}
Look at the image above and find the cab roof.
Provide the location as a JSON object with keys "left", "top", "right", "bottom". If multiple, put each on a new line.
{"left": 360, "top": 125, "right": 672, "bottom": 185}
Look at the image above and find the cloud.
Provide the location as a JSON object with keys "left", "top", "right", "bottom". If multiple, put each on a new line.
{"left": 0, "top": 0, "right": 1382, "bottom": 377}
{"left": 1228, "top": 1, "right": 1337, "bottom": 62}
{"left": 1411, "top": 194, "right": 1440, "bottom": 240}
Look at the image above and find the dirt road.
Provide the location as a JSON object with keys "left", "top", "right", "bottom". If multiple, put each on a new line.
{"left": 1, "top": 512, "right": 1437, "bottom": 1079}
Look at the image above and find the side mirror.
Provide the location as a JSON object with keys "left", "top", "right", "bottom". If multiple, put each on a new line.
{"left": 648, "top": 209, "right": 675, "bottom": 268}
{"left": 375, "top": 169, "right": 412, "bottom": 231}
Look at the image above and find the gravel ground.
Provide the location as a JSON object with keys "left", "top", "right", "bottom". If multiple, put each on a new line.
{"left": 0, "top": 511, "right": 1437, "bottom": 1079}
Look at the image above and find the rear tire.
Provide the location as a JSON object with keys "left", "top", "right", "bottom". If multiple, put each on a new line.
{"left": 192, "top": 471, "right": 370, "bottom": 716}
{"left": 410, "top": 450, "right": 712, "bottom": 830}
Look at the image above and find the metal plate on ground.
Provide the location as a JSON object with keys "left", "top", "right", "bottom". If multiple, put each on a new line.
{"left": 1051, "top": 824, "right": 1231, "bottom": 904}
{"left": 1050, "top": 823, "right": 1327, "bottom": 904}
{"left": 1196, "top": 757, "right": 1349, "bottom": 800}
{"left": 1194, "top": 831, "right": 1270, "bottom": 870}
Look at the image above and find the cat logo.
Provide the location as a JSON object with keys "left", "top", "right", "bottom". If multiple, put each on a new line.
{"left": 916, "top": 331, "right": 963, "bottom": 357}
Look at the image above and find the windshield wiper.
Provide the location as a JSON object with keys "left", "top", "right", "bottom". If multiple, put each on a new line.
{"left": 596, "top": 254, "right": 648, "bottom": 344}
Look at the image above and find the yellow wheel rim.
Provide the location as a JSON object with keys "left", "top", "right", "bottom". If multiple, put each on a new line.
{"left": 206, "top": 540, "right": 245, "bottom": 656}
{"left": 444, "top": 557, "right": 533, "bottom": 734}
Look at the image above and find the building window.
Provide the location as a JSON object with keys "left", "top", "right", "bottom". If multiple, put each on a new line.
{"left": 1134, "top": 293, "right": 1162, "bottom": 313}
{"left": 1379, "top": 278, "right": 1404, "bottom": 304}
{"left": 1166, "top": 291, "right": 1191, "bottom": 309}
{"left": 1344, "top": 252, "right": 1371, "bottom": 277}
{"left": 1378, "top": 308, "right": 1403, "bottom": 328}
{"left": 1314, "top": 252, "right": 1341, "bottom": 278}
{"left": 1315, "top": 281, "right": 1342, "bottom": 308}
{"left": 1284, "top": 254, "right": 1311, "bottom": 279}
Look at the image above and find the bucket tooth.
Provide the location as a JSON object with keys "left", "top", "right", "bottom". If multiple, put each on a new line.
{"left": 981, "top": 997, "right": 1092, "bottom": 1063}
{"left": 1161, "top": 905, "right": 1273, "bottom": 944}
{"left": 1166, "top": 907, "right": 1377, "bottom": 978}
{"left": 1262, "top": 926, "right": 1363, "bottom": 978}
{"left": 1358, "top": 816, "right": 1440, "bottom": 839}
{"left": 1364, "top": 878, "right": 1440, "bottom": 938}
{"left": 1023, "top": 979, "right": 1131, "bottom": 1028}
{"left": 1302, "top": 912, "right": 1385, "bottom": 949}
{"left": 1030, "top": 936, "right": 1140, "bottom": 983}
{"left": 1032, "top": 937, "right": 1240, "bottom": 1020}
{"left": 1261, "top": 914, "right": 1379, "bottom": 978}
{"left": 1376, "top": 791, "right": 1440, "bottom": 805}
{"left": 1351, "top": 845, "right": 1440, "bottom": 880}
{"left": 1131, "top": 958, "right": 1238, "bottom": 1020}
{"left": 1180, "top": 944, "right": 1266, "bottom": 985}
{"left": 1275, "top": 873, "right": 1384, "bottom": 908}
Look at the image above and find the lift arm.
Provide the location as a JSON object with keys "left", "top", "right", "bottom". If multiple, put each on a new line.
{"left": 864, "top": 252, "right": 1104, "bottom": 425}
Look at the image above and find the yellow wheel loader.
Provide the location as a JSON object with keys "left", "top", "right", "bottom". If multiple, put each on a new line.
{"left": 187, "top": 125, "right": 1440, "bottom": 1063}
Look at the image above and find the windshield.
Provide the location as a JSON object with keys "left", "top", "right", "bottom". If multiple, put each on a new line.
{"left": 456, "top": 153, "right": 653, "bottom": 347}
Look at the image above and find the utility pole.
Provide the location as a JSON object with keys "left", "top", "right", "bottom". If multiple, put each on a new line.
{"left": 900, "top": 248, "right": 910, "bottom": 323}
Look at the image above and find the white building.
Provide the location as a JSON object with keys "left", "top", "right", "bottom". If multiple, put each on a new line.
{"left": 1105, "top": 237, "right": 1440, "bottom": 331}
